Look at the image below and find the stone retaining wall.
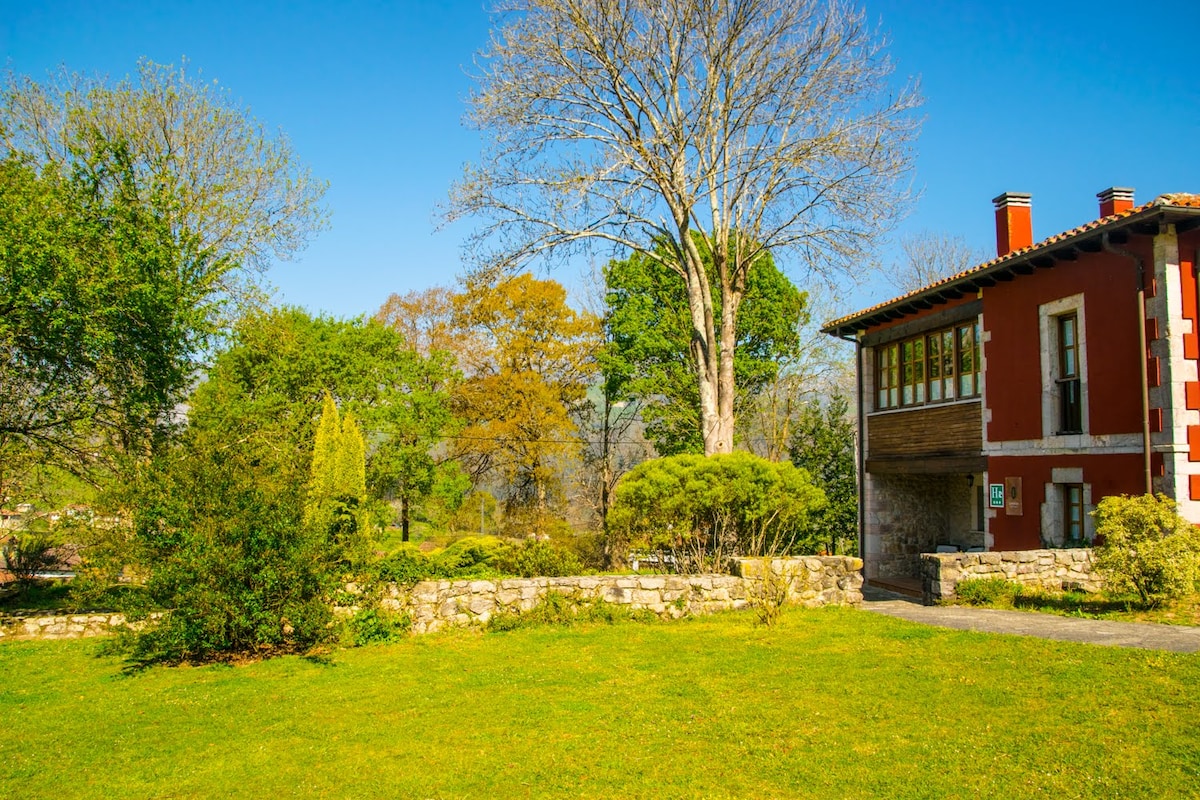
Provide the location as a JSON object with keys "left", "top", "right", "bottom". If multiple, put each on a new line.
{"left": 1, "top": 557, "right": 864, "bottom": 641}
{"left": 922, "top": 549, "right": 1101, "bottom": 604}
{"left": 378, "top": 557, "right": 864, "bottom": 634}
{"left": 0, "top": 611, "right": 130, "bottom": 641}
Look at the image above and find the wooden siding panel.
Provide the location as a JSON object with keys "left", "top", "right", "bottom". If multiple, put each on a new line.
{"left": 868, "top": 402, "right": 983, "bottom": 460}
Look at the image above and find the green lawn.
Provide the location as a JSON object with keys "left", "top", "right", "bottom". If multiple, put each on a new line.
{"left": 952, "top": 578, "right": 1200, "bottom": 626}
{"left": 3, "top": 608, "right": 1198, "bottom": 799}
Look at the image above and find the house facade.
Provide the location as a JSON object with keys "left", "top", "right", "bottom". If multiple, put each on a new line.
{"left": 822, "top": 188, "right": 1200, "bottom": 584}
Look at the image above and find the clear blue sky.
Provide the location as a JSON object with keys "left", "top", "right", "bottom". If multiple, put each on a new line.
{"left": 4, "top": 0, "right": 1199, "bottom": 320}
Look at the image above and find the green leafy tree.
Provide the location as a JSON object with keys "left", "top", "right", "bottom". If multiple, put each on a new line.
{"left": 788, "top": 395, "right": 858, "bottom": 555}
{"left": 1092, "top": 494, "right": 1200, "bottom": 606}
{"left": 0, "top": 146, "right": 225, "bottom": 496}
{"left": 2, "top": 58, "right": 328, "bottom": 279}
{"left": 372, "top": 287, "right": 479, "bottom": 541}
{"left": 608, "top": 452, "right": 826, "bottom": 571}
{"left": 368, "top": 355, "right": 465, "bottom": 542}
{"left": 1, "top": 58, "right": 327, "bottom": 498}
{"left": 605, "top": 237, "right": 805, "bottom": 455}
{"left": 188, "top": 308, "right": 456, "bottom": 504}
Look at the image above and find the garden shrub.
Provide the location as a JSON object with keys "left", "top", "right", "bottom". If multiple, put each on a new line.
{"left": 120, "top": 438, "right": 339, "bottom": 666}
{"left": 1092, "top": 493, "right": 1200, "bottom": 606}
{"left": 372, "top": 536, "right": 589, "bottom": 583}
{"left": 428, "top": 536, "right": 505, "bottom": 578}
{"left": 346, "top": 607, "right": 411, "bottom": 646}
{"left": 375, "top": 545, "right": 433, "bottom": 585}
{"left": 954, "top": 577, "right": 1020, "bottom": 607}
{"left": 607, "top": 451, "right": 826, "bottom": 571}
{"left": 492, "top": 539, "right": 583, "bottom": 578}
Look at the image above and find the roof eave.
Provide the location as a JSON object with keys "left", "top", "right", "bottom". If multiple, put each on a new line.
{"left": 820, "top": 204, "right": 1200, "bottom": 340}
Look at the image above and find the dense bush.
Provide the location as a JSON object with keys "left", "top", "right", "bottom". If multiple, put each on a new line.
{"left": 607, "top": 452, "right": 826, "bottom": 571}
{"left": 119, "top": 439, "right": 338, "bottom": 665}
{"left": 429, "top": 536, "right": 506, "bottom": 577}
{"left": 375, "top": 546, "right": 434, "bottom": 585}
{"left": 374, "top": 536, "right": 587, "bottom": 584}
{"left": 492, "top": 539, "right": 583, "bottom": 577}
{"left": 1092, "top": 493, "right": 1200, "bottom": 606}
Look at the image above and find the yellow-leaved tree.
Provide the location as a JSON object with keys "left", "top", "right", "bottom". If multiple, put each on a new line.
{"left": 307, "top": 392, "right": 368, "bottom": 559}
{"left": 451, "top": 274, "right": 600, "bottom": 535}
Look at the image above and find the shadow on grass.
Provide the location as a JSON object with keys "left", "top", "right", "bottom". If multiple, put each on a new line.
{"left": 1011, "top": 592, "right": 1149, "bottom": 617}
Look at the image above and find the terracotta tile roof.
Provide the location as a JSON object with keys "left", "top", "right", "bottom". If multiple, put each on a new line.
{"left": 822, "top": 193, "right": 1200, "bottom": 335}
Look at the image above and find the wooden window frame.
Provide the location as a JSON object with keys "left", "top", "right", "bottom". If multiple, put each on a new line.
{"left": 1063, "top": 483, "right": 1084, "bottom": 545}
{"left": 1056, "top": 313, "right": 1082, "bottom": 434}
{"left": 874, "top": 321, "right": 981, "bottom": 411}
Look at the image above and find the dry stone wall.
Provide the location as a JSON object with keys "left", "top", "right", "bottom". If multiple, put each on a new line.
{"left": 378, "top": 557, "right": 864, "bottom": 634}
{"left": 922, "top": 549, "right": 1101, "bottom": 604}
{"left": 2, "top": 557, "right": 864, "bottom": 641}
{"left": 0, "top": 611, "right": 129, "bottom": 641}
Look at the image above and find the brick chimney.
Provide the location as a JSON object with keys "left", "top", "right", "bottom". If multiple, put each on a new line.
{"left": 993, "top": 192, "right": 1033, "bottom": 256}
{"left": 1097, "top": 187, "right": 1135, "bottom": 218}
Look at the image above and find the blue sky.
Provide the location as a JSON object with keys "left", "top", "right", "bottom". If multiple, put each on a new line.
{"left": 4, "top": 0, "right": 1199, "bottom": 321}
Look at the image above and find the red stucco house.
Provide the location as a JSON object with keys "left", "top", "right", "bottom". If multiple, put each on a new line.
{"left": 822, "top": 188, "right": 1200, "bottom": 587}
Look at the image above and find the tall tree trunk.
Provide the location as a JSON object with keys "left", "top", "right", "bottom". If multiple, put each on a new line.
{"left": 715, "top": 280, "right": 741, "bottom": 455}
{"left": 600, "top": 386, "right": 612, "bottom": 538}
{"left": 400, "top": 493, "right": 410, "bottom": 543}
{"left": 681, "top": 228, "right": 734, "bottom": 456}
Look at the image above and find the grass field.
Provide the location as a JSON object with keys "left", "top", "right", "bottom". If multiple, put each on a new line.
{"left": 3, "top": 607, "right": 1198, "bottom": 799}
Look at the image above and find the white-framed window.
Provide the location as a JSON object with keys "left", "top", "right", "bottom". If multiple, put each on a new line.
{"left": 1056, "top": 313, "right": 1082, "bottom": 434}
{"left": 1039, "top": 294, "right": 1088, "bottom": 437}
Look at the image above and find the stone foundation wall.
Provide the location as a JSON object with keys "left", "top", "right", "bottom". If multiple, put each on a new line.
{"left": 1, "top": 558, "right": 864, "bottom": 641}
{"left": 866, "top": 473, "right": 977, "bottom": 580}
{"left": 922, "top": 549, "right": 1101, "bottom": 604}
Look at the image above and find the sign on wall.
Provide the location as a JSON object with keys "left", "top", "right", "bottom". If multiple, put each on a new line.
{"left": 1004, "top": 477, "right": 1023, "bottom": 516}
{"left": 989, "top": 483, "right": 1005, "bottom": 509}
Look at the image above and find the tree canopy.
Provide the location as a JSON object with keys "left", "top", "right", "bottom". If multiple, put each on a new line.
{"left": 450, "top": 274, "right": 600, "bottom": 529}
{"left": 788, "top": 395, "right": 858, "bottom": 555}
{"left": 450, "top": 0, "right": 920, "bottom": 453}
{"left": 0, "top": 60, "right": 328, "bottom": 500}
{"left": 605, "top": 237, "right": 806, "bottom": 454}
{"left": 0, "top": 146, "right": 225, "bottom": 496}
{"left": 188, "top": 308, "right": 459, "bottom": 519}
{"left": 2, "top": 59, "right": 329, "bottom": 283}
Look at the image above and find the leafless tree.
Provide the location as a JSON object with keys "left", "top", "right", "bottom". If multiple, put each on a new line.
{"left": 889, "top": 231, "right": 987, "bottom": 294}
{"left": 740, "top": 284, "right": 855, "bottom": 460}
{"left": 448, "top": 0, "right": 921, "bottom": 454}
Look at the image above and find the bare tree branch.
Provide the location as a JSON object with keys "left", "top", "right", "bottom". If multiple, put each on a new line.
{"left": 449, "top": 0, "right": 920, "bottom": 454}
